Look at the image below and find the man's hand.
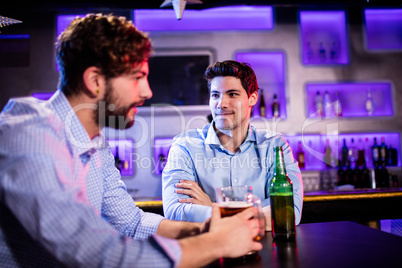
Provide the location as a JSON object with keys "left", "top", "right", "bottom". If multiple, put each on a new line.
{"left": 175, "top": 180, "right": 213, "bottom": 207}
{"left": 209, "top": 204, "right": 263, "bottom": 258}
{"left": 177, "top": 204, "right": 263, "bottom": 268}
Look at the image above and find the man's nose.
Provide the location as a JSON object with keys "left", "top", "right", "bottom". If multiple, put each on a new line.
{"left": 141, "top": 80, "right": 153, "bottom": 100}
{"left": 217, "top": 95, "right": 228, "bottom": 109}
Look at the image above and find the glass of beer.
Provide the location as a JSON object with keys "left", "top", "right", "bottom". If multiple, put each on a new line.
{"left": 215, "top": 186, "right": 265, "bottom": 243}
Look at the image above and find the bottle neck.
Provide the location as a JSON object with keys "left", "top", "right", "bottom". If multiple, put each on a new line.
{"left": 274, "top": 146, "right": 288, "bottom": 179}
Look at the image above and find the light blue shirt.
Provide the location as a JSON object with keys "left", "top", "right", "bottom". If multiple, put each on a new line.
{"left": 162, "top": 123, "right": 303, "bottom": 224}
{"left": 0, "top": 91, "right": 180, "bottom": 267}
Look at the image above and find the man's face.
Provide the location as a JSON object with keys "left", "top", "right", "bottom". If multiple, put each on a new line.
{"left": 209, "top": 76, "right": 255, "bottom": 132}
{"left": 97, "top": 61, "right": 152, "bottom": 129}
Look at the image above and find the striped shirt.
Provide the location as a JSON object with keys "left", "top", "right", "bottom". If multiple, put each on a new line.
{"left": 0, "top": 90, "right": 181, "bottom": 267}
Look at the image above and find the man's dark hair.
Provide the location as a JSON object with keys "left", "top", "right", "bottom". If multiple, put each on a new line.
{"left": 203, "top": 60, "right": 259, "bottom": 97}
{"left": 56, "top": 14, "right": 152, "bottom": 97}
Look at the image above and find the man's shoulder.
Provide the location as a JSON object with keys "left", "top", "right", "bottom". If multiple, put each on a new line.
{"left": 0, "top": 97, "right": 56, "bottom": 125}
{"left": 172, "top": 124, "right": 210, "bottom": 147}
{"left": 0, "top": 97, "right": 64, "bottom": 152}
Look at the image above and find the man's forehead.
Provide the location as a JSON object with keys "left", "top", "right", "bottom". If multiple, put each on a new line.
{"left": 129, "top": 61, "right": 149, "bottom": 73}
{"left": 210, "top": 76, "right": 245, "bottom": 91}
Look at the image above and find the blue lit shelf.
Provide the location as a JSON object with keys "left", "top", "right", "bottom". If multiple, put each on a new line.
{"left": 299, "top": 10, "right": 349, "bottom": 65}
{"left": 364, "top": 9, "right": 402, "bottom": 51}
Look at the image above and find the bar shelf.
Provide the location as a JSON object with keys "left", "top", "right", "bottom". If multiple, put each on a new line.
{"left": 299, "top": 11, "right": 349, "bottom": 65}
{"left": 153, "top": 137, "right": 174, "bottom": 175}
{"left": 285, "top": 132, "right": 401, "bottom": 170}
{"left": 306, "top": 82, "right": 394, "bottom": 118}
{"left": 364, "top": 9, "right": 402, "bottom": 51}
{"left": 235, "top": 51, "right": 287, "bottom": 119}
{"left": 108, "top": 139, "right": 134, "bottom": 177}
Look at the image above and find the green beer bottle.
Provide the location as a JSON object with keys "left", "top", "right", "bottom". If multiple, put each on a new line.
{"left": 270, "top": 146, "right": 296, "bottom": 241}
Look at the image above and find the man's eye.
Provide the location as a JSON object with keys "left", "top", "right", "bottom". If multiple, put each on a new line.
{"left": 211, "top": 93, "right": 219, "bottom": 98}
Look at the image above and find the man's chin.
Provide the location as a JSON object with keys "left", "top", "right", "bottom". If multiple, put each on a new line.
{"left": 102, "top": 117, "right": 134, "bottom": 130}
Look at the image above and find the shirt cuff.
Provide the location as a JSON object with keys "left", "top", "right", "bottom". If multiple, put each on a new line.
{"left": 134, "top": 212, "right": 165, "bottom": 239}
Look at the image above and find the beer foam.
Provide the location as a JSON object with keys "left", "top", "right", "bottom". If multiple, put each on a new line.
{"left": 219, "top": 201, "right": 253, "bottom": 208}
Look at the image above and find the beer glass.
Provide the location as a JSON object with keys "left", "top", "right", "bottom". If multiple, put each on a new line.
{"left": 215, "top": 186, "right": 265, "bottom": 243}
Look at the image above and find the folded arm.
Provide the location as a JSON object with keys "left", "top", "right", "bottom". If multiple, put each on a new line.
{"left": 162, "top": 144, "right": 212, "bottom": 223}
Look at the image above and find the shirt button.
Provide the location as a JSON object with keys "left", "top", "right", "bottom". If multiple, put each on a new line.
{"left": 233, "top": 178, "right": 238, "bottom": 183}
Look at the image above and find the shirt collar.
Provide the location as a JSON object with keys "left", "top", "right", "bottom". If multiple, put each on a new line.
{"left": 205, "top": 121, "right": 257, "bottom": 146}
{"left": 47, "top": 90, "right": 106, "bottom": 156}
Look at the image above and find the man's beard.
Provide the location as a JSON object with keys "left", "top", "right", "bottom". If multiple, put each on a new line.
{"left": 94, "top": 84, "right": 135, "bottom": 130}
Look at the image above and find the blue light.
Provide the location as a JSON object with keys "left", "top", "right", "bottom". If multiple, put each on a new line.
{"left": 31, "top": 92, "right": 54, "bottom": 101}
{"left": 0, "top": 34, "right": 29, "bottom": 39}
{"left": 56, "top": 14, "right": 85, "bottom": 38}
{"left": 365, "top": 9, "right": 402, "bottom": 50}
{"left": 299, "top": 11, "right": 349, "bottom": 65}
{"left": 134, "top": 6, "right": 274, "bottom": 31}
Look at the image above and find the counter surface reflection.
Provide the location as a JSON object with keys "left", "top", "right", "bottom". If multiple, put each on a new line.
{"left": 206, "top": 221, "right": 402, "bottom": 268}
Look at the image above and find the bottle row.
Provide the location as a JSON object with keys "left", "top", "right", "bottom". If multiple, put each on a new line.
{"left": 316, "top": 165, "right": 398, "bottom": 192}
{"left": 250, "top": 82, "right": 393, "bottom": 119}
{"left": 306, "top": 82, "right": 393, "bottom": 118}
{"left": 287, "top": 133, "right": 400, "bottom": 170}
{"left": 311, "top": 89, "right": 374, "bottom": 118}
{"left": 110, "top": 132, "right": 400, "bottom": 177}
{"left": 336, "top": 161, "right": 398, "bottom": 190}
{"left": 252, "top": 89, "right": 281, "bottom": 119}
{"left": 305, "top": 41, "right": 340, "bottom": 64}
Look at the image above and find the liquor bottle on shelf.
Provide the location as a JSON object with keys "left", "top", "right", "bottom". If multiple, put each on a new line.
{"left": 314, "top": 91, "right": 324, "bottom": 117}
{"left": 332, "top": 140, "right": 339, "bottom": 167}
{"left": 158, "top": 148, "right": 166, "bottom": 174}
{"left": 323, "top": 91, "right": 333, "bottom": 118}
{"left": 355, "top": 164, "right": 371, "bottom": 189}
{"left": 372, "top": 137, "right": 380, "bottom": 167}
{"left": 296, "top": 141, "right": 305, "bottom": 169}
{"left": 259, "top": 89, "right": 266, "bottom": 118}
{"left": 270, "top": 146, "right": 296, "bottom": 241}
{"left": 379, "top": 137, "right": 388, "bottom": 166}
{"left": 365, "top": 88, "right": 374, "bottom": 116}
{"left": 306, "top": 42, "right": 314, "bottom": 63}
{"left": 356, "top": 138, "right": 366, "bottom": 167}
{"left": 324, "top": 139, "right": 332, "bottom": 168}
{"left": 114, "top": 145, "right": 121, "bottom": 172}
{"left": 348, "top": 138, "right": 357, "bottom": 169}
{"left": 387, "top": 145, "right": 398, "bottom": 166}
{"left": 318, "top": 42, "right": 326, "bottom": 62}
{"left": 346, "top": 163, "right": 356, "bottom": 186}
{"left": 341, "top": 139, "right": 349, "bottom": 167}
{"left": 272, "top": 94, "right": 280, "bottom": 119}
{"left": 307, "top": 140, "right": 313, "bottom": 169}
{"left": 122, "top": 160, "right": 129, "bottom": 171}
{"left": 375, "top": 164, "right": 389, "bottom": 188}
{"left": 361, "top": 164, "right": 371, "bottom": 188}
{"left": 364, "top": 137, "right": 372, "bottom": 167}
{"left": 337, "top": 165, "right": 348, "bottom": 186}
{"left": 334, "top": 91, "right": 342, "bottom": 117}
{"left": 330, "top": 41, "right": 338, "bottom": 62}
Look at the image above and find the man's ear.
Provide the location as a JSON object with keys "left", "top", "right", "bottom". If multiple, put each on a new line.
{"left": 248, "top": 91, "right": 258, "bottom": 107}
{"left": 82, "top": 66, "right": 105, "bottom": 98}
